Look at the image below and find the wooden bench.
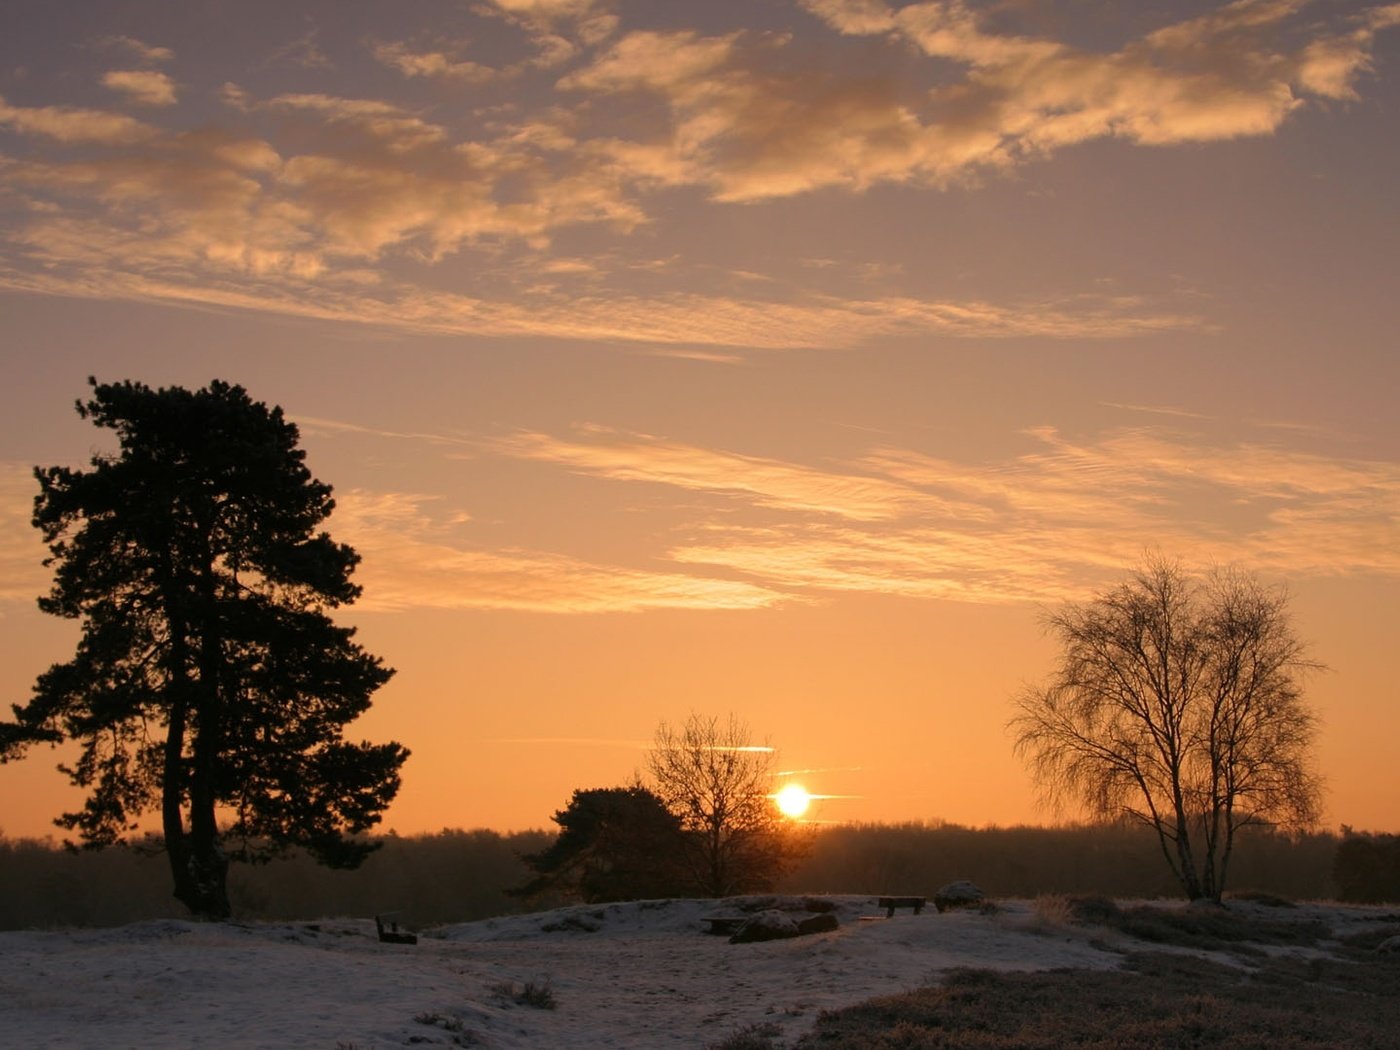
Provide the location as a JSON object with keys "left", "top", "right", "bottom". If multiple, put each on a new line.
{"left": 375, "top": 912, "right": 418, "bottom": 945}
{"left": 877, "top": 896, "right": 926, "bottom": 917}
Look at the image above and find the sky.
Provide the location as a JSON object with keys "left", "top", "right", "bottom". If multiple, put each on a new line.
{"left": 1, "top": 0, "right": 1398, "bottom": 841}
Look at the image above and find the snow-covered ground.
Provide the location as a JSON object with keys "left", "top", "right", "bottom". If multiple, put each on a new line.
{"left": 1, "top": 895, "right": 1389, "bottom": 1049}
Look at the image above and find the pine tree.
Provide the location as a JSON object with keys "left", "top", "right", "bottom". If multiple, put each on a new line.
{"left": 0, "top": 379, "right": 408, "bottom": 919}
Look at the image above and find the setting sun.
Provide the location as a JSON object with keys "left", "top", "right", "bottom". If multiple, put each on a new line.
{"left": 774, "top": 783, "right": 812, "bottom": 819}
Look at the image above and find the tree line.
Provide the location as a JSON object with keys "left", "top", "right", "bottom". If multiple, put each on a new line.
{"left": 3, "top": 821, "right": 1388, "bottom": 931}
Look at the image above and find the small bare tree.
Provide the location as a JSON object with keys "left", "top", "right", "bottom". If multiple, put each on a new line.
{"left": 647, "top": 713, "right": 793, "bottom": 897}
{"left": 1011, "top": 557, "right": 1322, "bottom": 901}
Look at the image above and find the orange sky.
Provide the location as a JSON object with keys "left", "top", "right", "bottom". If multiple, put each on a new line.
{"left": 2, "top": 0, "right": 1398, "bottom": 839}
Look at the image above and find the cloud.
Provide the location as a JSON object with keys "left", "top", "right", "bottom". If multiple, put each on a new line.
{"left": 560, "top": 29, "right": 738, "bottom": 94}
{"left": 102, "top": 70, "right": 178, "bottom": 107}
{"left": 264, "top": 29, "right": 333, "bottom": 70}
{"left": 0, "top": 95, "right": 158, "bottom": 145}
{"left": 3, "top": 84, "right": 633, "bottom": 273}
{"left": 1100, "top": 402, "right": 1211, "bottom": 420}
{"left": 2, "top": 127, "right": 320, "bottom": 278}
{"left": 99, "top": 36, "right": 173, "bottom": 64}
{"left": 478, "top": 0, "right": 619, "bottom": 69}
{"left": 1, "top": 3, "right": 1393, "bottom": 351}
{"left": 564, "top": 1, "right": 1400, "bottom": 201}
{"left": 798, "top": 0, "right": 897, "bottom": 35}
{"left": 0, "top": 463, "right": 49, "bottom": 605}
{"left": 0, "top": 466, "right": 786, "bottom": 615}
{"left": 1294, "top": 3, "right": 1400, "bottom": 99}
{"left": 495, "top": 426, "right": 972, "bottom": 521}
{"left": 489, "top": 0, "right": 599, "bottom": 16}
{"left": 0, "top": 263, "right": 1203, "bottom": 349}
{"left": 264, "top": 94, "right": 448, "bottom": 151}
{"left": 216, "top": 416, "right": 1400, "bottom": 612}
{"left": 329, "top": 489, "right": 786, "bottom": 613}
{"left": 485, "top": 422, "right": 1400, "bottom": 605}
{"left": 372, "top": 42, "right": 495, "bottom": 84}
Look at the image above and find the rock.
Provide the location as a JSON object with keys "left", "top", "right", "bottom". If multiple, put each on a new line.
{"left": 933, "top": 881, "right": 985, "bottom": 913}
{"left": 1377, "top": 935, "right": 1400, "bottom": 954}
{"left": 729, "top": 910, "right": 800, "bottom": 943}
{"left": 797, "top": 913, "right": 840, "bottom": 936}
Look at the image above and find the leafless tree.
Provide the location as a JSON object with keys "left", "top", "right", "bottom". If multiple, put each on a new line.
{"left": 1011, "top": 557, "right": 1323, "bottom": 900}
{"left": 647, "top": 713, "right": 795, "bottom": 897}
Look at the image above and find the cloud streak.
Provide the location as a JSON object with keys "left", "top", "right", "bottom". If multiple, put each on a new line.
{"left": 6, "top": 422, "right": 1398, "bottom": 616}
{"left": 0, "top": 265, "right": 1200, "bottom": 349}
{"left": 494, "top": 423, "right": 1400, "bottom": 604}
{"left": 328, "top": 489, "right": 787, "bottom": 614}
{"left": 0, "top": 464, "right": 48, "bottom": 605}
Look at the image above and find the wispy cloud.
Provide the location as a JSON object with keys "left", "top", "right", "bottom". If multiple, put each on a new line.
{"left": 263, "top": 93, "right": 448, "bottom": 151}
{"left": 479, "top": 0, "right": 620, "bottom": 67}
{"left": 98, "top": 36, "right": 174, "bottom": 65}
{"left": 263, "top": 29, "right": 333, "bottom": 71}
{"left": 1100, "top": 402, "right": 1211, "bottom": 420}
{"left": 0, "top": 471, "right": 786, "bottom": 615}
{"left": 329, "top": 489, "right": 788, "bottom": 614}
{"left": 0, "top": 266, "right": 1201, "bottom": 349}
{"left": 8, "top": 421, "right": 1398, "bottom": 616}
{"left": 372, "top": 42, "right": 495, "bottom": 84}
{"left": 490, "top": 422, "right": 1400, "bottom": 604}
{"left": 495, "top": 426, "right": 974, "bottom": 521}
{"left": 0, "top": 463, "right": 48, "bottom": 605}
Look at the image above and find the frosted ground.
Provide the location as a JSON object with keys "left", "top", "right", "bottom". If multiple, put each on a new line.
{"left": 2, "top": 895, "right": 1393, "bottom": 1048}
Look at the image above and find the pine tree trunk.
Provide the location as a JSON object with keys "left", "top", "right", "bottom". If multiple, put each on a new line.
{"left": 161, "top": 632, "right": 232, "bottom": 918}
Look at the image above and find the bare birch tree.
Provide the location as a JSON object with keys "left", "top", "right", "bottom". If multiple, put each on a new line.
{"left": 647, "top": 713, "right": 794, "bottom": 897}
{"left": 1011, "top": 557, "right": 1322, "bottom": 900}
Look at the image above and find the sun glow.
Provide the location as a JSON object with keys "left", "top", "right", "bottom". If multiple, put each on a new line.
{"left": 774, "top": 783, "right": 812, "bottom": 818}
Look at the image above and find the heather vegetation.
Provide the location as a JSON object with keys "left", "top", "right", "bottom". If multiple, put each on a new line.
{"left": 2, "top": 821, "right": 1386, "bottom": 930}
{"left": 793, "top": 949, "right": 1400, "bottom": 1050}
{"left": 788, "top": 902, "right": 1400, "bottom": 1050}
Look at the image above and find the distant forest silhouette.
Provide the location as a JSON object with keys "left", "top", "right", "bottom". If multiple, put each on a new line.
{"left": 4, "top": 822, "right": 1393, "bottom": 930}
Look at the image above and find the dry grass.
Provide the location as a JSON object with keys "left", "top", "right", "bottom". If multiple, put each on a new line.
{"left": 796, "top": 903, "right": 1400, "bottom": 1049}
{"left": 1029, "top": 893, "right": 1074, "bottom": 927}
{"left": 1057, "top": 895, "right": 1333, "bottom": 953}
